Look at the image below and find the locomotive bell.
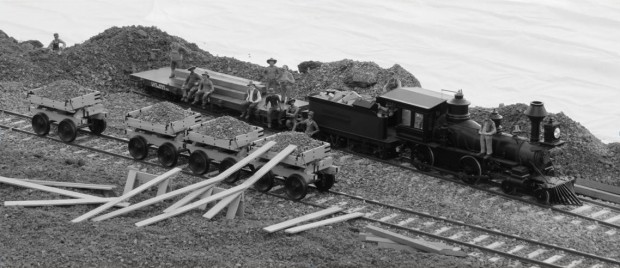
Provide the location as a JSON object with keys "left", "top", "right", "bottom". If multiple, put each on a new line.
{"left": 524, "top": 101, "right": 548, "bottom": 143}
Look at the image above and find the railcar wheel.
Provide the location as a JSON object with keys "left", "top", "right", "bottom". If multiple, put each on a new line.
{"left": 534, "top": 188, "right": 550, "bottom": 205}
{"left": 128, "top": 136, "right": 149, "bottom": 160}
{"left": 285, "top": 174, "right": 308, "bottom": 200}
{"left": 459, "top": 155, "right": 482, "bottom": 185}
{"left": 411, "top": 145, "right": 434, "bottom": 171}
{"left": 315, "top": 173, "right": 335, "bottom": 192}
{"left": 254, "top": 166, "right": 275, "bottom": 192}
{"left": 219, "top": 158, "right": 241, "bottom": 183}
{"left": 188, "top": 150, "right": 210, "bottom": 175}
{"left": 57, "top": 119, "right": 78, "bottom": 142}
{"left": 88, "top": 118, "right": 107, "bottom": 135}
{"left": 501, "top": 180, "right": 516, "bottom": 195}
{"left": 157, "top": 142, "right": 179, "bottom": 167}
{"left": 31, "top": 113, "right": 50, "bottom": 136}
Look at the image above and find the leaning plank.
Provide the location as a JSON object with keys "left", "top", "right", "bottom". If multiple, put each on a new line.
{"left": 284, "top": 212, "right": 363, "bottom": 234}
{"left": 163, "top": 185, "right": 215, "bottom": 213}
{"left": 71, "top": 168, "right": 182, "bottom": 223}
{"left": 135, "top": 145, "right": 296, "bottom": 227}
{"left": 378, "top": 242, "right": 416, "bottom": 252}
{"left": 21, "top": 179, "right": 117, "bottom": 191}
{"left": 575, "top": 184, "right": 620, "bottom": 204}
{"left": 263, "top": 206, "right": 344, "bottom": 233}
{"left": 365, "top": 225, "right": 467, "bottom": 257}
{"left": 5, "top": 197, "right": 122, "bottom": 207}
{"left": 0, "top": 176, "right": 106, "bottom": 199}
{"left": 225, "top": 193, "right": 243, "bottom": 219}
{"left": 202, "top": 192, "right": 242, "bottom": 219}
{"left": 91, "top": 141, "right": 276, "bottom": 222}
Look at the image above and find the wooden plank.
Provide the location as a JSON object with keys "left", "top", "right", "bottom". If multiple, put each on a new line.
{"left": 225, "top": 193, "right": 243, "bottom": 219}
{"left": 365, "top": 225, "right": 467, "bottom": 257}
{"left": 198, "top": 187, "right": 216, "bottom": 210}
{"left": 71, "top": 168, "right": 182, "bottom": 223}
{"left": 284, "top": 212, "right": 364, "bottom": 234}
{"left": 21, "top": 179, "right": 116, "bottom": 191}
{"left": 5, "top": 197, "right": 124, "bottom": 207}
{"left": 263, "top": 206, "right": 344, "bottom": 233}
{"left": 135, "top": 145, "right": 296, "bottom": 227}
{"left": 164, "top": 185, "right": 214, "bottom": 213}
{"left": 91, "top": 141, "right": 276, "bottom": 222}
{"left": 1, "top": 176, "right": 108, "bottom": 200}
{"left": 202, "top": 192, "right": 242, "bottom": 219}
{"left": 377, "top": 242, "right": 416, "bottom": 252}
{"left": 575, "top": 185, "right": 620, "bottom": 204}
{"left": 577, "top": 178, "right": 620, "bottom": 195}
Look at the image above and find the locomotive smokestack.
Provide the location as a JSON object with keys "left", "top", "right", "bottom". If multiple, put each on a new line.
{"left": 524, "top": 101, "right": 548, "bottom": 143}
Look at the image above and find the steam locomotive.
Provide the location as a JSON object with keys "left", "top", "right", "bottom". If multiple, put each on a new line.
{"left": 131, "top": 67, "right": 580, "bottom": 205}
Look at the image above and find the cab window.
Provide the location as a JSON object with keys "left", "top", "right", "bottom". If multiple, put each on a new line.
{"left": 413, "top": 113, "right": 424, "bottom": 130}
{"left": 401, "top": 109, "right": 411, "bottom": 126}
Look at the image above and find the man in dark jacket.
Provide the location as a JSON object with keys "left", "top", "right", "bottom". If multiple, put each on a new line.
{"left": 181, "top": 66, "right": 203, "bottom": 102}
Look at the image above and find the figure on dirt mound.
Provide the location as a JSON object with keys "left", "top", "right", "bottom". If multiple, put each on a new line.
{"left": 47, "top": 33, "right": 66, "bottom": 55}
{"left": 479, "top": 113, "right": 497, "bottom": 156}
{"left": 277, "top": 65, "right": 295, "bottom": 103}
{"left": 382, "top": 71, "right": 402, "bottom": 93}
{"left": 190, "top": 72, "right": 215, "bottom": 109}
{"left": 262, "top": 58, "right": 281, "bottom": 93}
{"left": 181, "top": 66, "right": 203, "bottom": 102}
{"left": 240, "top": 82, "right": 262, "bottom": 120}
{"left": 263, "top": 87, "right": 282, "bottom": 128}
{"left": 169, "top": 42, "right": 188, "bottom": 78}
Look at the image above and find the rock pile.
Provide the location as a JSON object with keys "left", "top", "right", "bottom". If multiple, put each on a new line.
{"left": 32, "top": 80, "right": 95, "bottom": 100}
{"left": 270, "top": 132, "right": 324, "bottom": 156}
{"left": 133, "top": 102, "right": 194, "bottom": 125}
{"left": 196, "top": 116, "right": 256, "bottom": 139}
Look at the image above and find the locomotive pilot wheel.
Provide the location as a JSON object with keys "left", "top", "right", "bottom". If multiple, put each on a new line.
{"left": 128, "top": 136, "right": 149, "bottom": 160}
{"left": 188, "top": 150, "right": 210, "bottom": 175}
{"left": 157, "top": 142, "right": 179, "bottom": 167}
{"left": 459, "top": 155, "right": 482, "bottom": 185}
{"left": 254, "top": 165, "right": 275, "bottom": 193}
{"left": 220, "top": 158, "right": 241, "bottom": 183}
{"left": 501, "top": 180, "right": 517, "bottom": 195}
{"left": 88, "top": 118, "right": 107, "bottom": 135}
{"left": 315, "top": 173, "right": 335, "bottom": 192}
{"left": 411, "top": 145, "right": 434, "bottom": 171}
{"left": 284, "top": 174, "right": 308, "bottom": 200}
{"left": 57, "top": 119, "right": 78, "bottom": 142}
{"left": 31, "top": 112, "right": 51, "bottom": 136}
{"left": 534, "top": 188, "right": 551, "bottom": 204}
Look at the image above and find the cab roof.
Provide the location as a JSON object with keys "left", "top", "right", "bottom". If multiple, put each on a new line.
{"left": 378, "top": 87, "right": 451, "bottom": 110}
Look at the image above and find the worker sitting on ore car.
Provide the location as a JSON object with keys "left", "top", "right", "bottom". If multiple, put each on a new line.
{"left": 280, "top": 98, "right": 300, "bottom": 130}
{"left": 263, "top": 87, "right": 282, "bottom": 128}
{"left": 240, "top": 82, "right": 262, "bottom": 120}
{"left": 181, "top": 66, "right": 203, "bottom": 103}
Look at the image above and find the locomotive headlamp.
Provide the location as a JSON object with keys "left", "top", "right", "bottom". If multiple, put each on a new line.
{"left": 543, "top": 117, "right": 564, "bottom": 146}
{"left": 553, "top": 127, "right": 561, "bottom": 139}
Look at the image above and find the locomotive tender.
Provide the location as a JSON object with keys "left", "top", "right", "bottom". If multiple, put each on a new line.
{"left": 131, "top": 67, "right": 580, "bottom": 205}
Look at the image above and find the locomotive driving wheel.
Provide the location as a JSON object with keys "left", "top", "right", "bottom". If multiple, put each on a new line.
{"left": 254, "top": 165, "right": 275, "bottom": 192}
{"left": 88, "top": 118, "right": 107, "bottom": 135}
{"left": 57, "top": 119, "right": 78, "bottom": 142}
{"left": 219, "top": 158, "right": 241, "bottom": 183}
{"left": 315, "top": 173, "right": 335, "bottom": 192}
{"left": 458, "top": 155, "right": 482, "bottom": 185}
{"left": 411, "top": 145, "right": 434, "bottom": 171}
{"left": 188, "top": 150, "right": 210, "bottom": 175}
{"left": 285, "top": 174, "right": 308, "bottom": 200}
{"left": 128, "top": 135, "right": 149, "bottom": 160}
{"left": 157, "top": 142, "right": 179, "bottom": 167}
{"left": 31, "top": 112, "right": 51, "bottom": 136}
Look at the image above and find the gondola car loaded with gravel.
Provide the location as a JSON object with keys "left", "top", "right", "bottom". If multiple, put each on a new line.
{"left": 27, "top": 82, "right": 107, "bottom": 142}
{"left": 125, "top": 102, "right": 201, "bottom": 167}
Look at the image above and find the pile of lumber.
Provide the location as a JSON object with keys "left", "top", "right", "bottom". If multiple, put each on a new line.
{"left": 360, "top": 225, "right": 467, "bottom": 257}
{"left": 263, "top": 206, "right": 363, "bottom": 234}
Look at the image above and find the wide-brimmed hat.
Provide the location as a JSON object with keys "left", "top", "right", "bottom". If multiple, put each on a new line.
{"left": 202, "top": 72, "right": 209, "bottom": 77}
{"left": 247, "top": 81, "right": 257, "bottom": 87}
{"left": 188, "top": 66, "right": 197, "bottom": 71}
{"left": 286, "top": 99, "right": 296, "bottom": 104}
{"left": 267, "top": 87, "right": 275, "bottom": 93}
{"left": 267, "top": 58, "right": 277, "bottom": 64}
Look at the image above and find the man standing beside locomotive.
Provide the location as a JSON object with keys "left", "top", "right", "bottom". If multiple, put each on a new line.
{"left": 180, "top": 66, "right": 203, "bottom": 103}
{"left": 382, "top": 71, "right": 402, "bottom": 93}
{"left": 479, "top": 115, "right": 497, "bottom": 156}
{"left": 262, "top": 58, "right": 280, "bottom": 94}
{"left": 295, "top": 111, "right": 319, "bottom": 137}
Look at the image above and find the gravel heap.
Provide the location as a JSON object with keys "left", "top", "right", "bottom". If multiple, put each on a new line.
{"left": 133, "top": 101, "right": 195, "bottom": 125}
{"left": 270, "top": 132, "right": 325, "bottom": 156}
{"left": 32, "top": 80, "right": 95, "bottom": 100}
{"left": 195, "top": 116, "right": 255, "bottom": 139}
{"left": 469, "top": 103, "right": 620, "bottom": 187}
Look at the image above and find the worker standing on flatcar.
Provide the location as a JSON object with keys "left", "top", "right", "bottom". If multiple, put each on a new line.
{"left": 280, "top": 99, "right": 300, "bottom": 130}
{"left": 47, "top": 33, "right": 66, "bottom": 55}
{"left": 295, "top": 111, "right": 319, "bottom": 137}
{"left": 169, "top": 42, "right": 188, "bottom": 78}
{"left": 263, "top": 87, "right": 282, "bottom": 128}
{"left": 240, "top": 82, "right": 262, "bottom": 120}
{"left": 190, "top": 72, "right": 215, "bottom": 109}
{"left": 277, "top": 65, "right": 295, "bottom": 103}
{"left": 479, "top": 115, "right": 497, "bottom": 156}
{"left": 262, "top": 58, "right": 280, "bottom": 93}
{"left": 181, "top": 66, "right": 203, "bottom": 102}
{"left": 382, "top": 71, "right": 402, "bottom": 93}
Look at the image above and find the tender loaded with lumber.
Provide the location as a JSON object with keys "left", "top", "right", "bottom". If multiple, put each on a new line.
{"left": 125, "top": 102, "right": 201, "bottom": 167}
{"left": 250, "top": 132, "right": 339, "bottom": 200}
{"left": 26, "top": 80, "right": 107, "bottom": 142}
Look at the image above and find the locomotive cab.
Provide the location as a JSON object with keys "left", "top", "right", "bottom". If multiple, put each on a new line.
{"left": 377, "top": 87, "right": 449, "bottom": 142}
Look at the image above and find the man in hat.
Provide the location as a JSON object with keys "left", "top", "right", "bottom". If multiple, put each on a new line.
{"left": 295, "top": 111, "right": 319, "bottom": 137}
{"left": 262, "top": 58, "right": 280, "bottom": 93}
{"left": 277, "top": 65, "right": 295, "bottom": 103}
{"left": 280, "top": 98, "right": 300, "bottom": 130}
{"left": 190, "top": 72, "right": 215, "bottom": 109}
{"left": 263, "top": 87, "right": 282, "bottom": 128}
{"left": 47, "top": 33, "right": 66, "bottom": 55}
{"left": 169, "top": 42, "right": 188, "bottom": 78}
{"left": 240, "top": 82, "right": 262, "bottom": 120}
{"left": 181, "top": 66, "right": 203, "bottom": 102}
{"left": 479, "top": 113, "right": 497, "bottom": 156}
{"left": 382, "top": 71, "right": 402, "bottom": 93}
